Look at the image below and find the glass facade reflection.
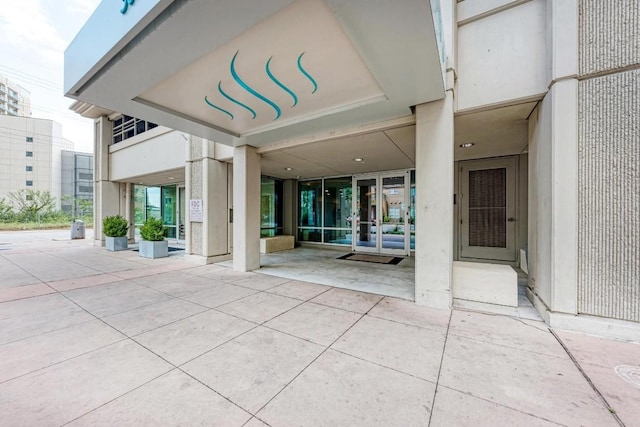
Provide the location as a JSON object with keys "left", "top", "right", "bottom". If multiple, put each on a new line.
{"left": 133, "top": 184, "right": 182, "bottom": 240}
{"left": 261, "top": 177, "right": 284, "bottom": 237}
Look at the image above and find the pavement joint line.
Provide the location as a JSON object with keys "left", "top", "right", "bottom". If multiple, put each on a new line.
{"left": 445, "top": 331, "right": 571, "bottom": 361}
{"left": 252, "top": 294, "right": 386, "bottom": 417}
{"left": 455, "top": 306, "right": 549, "bottom": 332}
{"left": 59, "top": 366, "right": 176, "bottom": 427}
{"left": 292, "top": 296, "right": 384, "bottom": 317}
{"left": 366, "top": 312, "right": 449, "bottom": 335}
{"left": 328, "top": 347, "right": 438, "bottom": 385}
{"left": 435, "top": 384, "right": 568, "bottom": 426}
{"left": 57, "top": 284, "right": 260, "bottom": 424}
{"left": 427, "top": 309, "right": 453, "bottom": 427}
{"left": 0, "top": 337, "right": 131, "bottom": 386}
{"left": 549, "top": 328, "right": 625, "bottom": 427}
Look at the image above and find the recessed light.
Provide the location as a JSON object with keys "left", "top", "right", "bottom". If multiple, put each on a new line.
{"left": 284, "top": 167, "right": 293, "bottom": 171}
{"left": 459, "top": 143, "right": 474, "bottom": 148}
{"left": 353, "top": 157, "right": 364, "bottom": 162}
{"left": 168, "top": 176, "right": 175, "bottom": 180}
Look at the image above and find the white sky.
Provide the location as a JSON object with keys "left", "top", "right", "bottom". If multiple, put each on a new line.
{"left": 0, "top": 0, "right": 102, "bottom": 152}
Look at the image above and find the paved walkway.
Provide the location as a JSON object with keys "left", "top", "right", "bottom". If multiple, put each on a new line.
{"left": 0, "top": 230, "right": 638, "bottom": 426}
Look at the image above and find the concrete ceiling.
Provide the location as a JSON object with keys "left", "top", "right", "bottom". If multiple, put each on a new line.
{"left": 260, "top": 101, "right": 536, "bottom": 179}
{"left": 65, "top": 0, "right": 444, "bottom": 149}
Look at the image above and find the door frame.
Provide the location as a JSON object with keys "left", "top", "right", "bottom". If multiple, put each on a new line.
{"left": 352, "top": 170, "right": 410, "bottom": 256}
{"left": 176, "top": 185, "right": 186, "bottom": 243}
{"left": 458, "top": 157, "right": 518, "bottom": 262}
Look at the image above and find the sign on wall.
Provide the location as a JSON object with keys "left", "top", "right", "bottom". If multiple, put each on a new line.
{"left": 189, "top": 199, "right": 203, "bottom": 222}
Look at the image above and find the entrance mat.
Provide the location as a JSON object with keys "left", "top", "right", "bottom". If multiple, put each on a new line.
{"left": 337, "top": 253, "right": 404, "bottom": 265}
{"left": 133, "top": 247, "right": 184, "bottom": 253}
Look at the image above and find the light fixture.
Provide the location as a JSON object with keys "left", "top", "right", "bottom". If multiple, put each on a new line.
{"left": 168, "top": 176, "right": 175, "bottom": 180}
{"left": 284, "top": 167, "right": 293, "bottom": 171}
{"left": 353, "top": 157, "right": 364, "bottom": 162}
{"left": 459, "top": 143, "right": 474, "bottom": 148}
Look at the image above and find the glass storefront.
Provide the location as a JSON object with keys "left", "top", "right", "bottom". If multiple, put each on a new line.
{"left": 298, "top": 179, "right": 322, "bottom": 242}
{"left": 261, "top": 177, "right": 284, "bottom": 237}
{"left": 298, "top": 171, "right": 415, "bottom": 253}
{"left": 133, "top": 184, "right": 181, "bottom": 240}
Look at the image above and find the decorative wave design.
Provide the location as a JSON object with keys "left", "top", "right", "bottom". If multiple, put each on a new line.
{"left": 266, "top": 57, "right": 298, "bottom": 107}
{"left": 217, "top": 81, "right": 256, "bottom": 119}
{"left": 204, "top": 50, "right": 318, "bottom": 122}
{"left": 297, "top": 52, "right": 318, "bottom": 94}
{"left": 231, "top": 51, "right": 282, "bottom": 120}
{"left": 204, "top": 96, "right": 233, "bottom": 120}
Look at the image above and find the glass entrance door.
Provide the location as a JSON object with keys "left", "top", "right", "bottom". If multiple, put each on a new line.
{"left": 354, "top": 176, "right": 378, "bottom": 253}
{"left": 353, "top": 171, "right": 410, "bottom": 255}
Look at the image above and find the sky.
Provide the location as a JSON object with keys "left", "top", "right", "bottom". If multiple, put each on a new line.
{"left": 0, "top": 0, "right": 102, "bottom": 152}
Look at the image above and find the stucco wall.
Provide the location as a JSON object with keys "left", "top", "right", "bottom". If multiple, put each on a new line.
{"left": 577, "top": 1, "right": 640, "bottom": 322}
{"left": 527, "top": 97, "right": 553, "bottom": 307}
{"left": 109, "top": 130, "right": 186, "bottom": 181}
{"left": 456, "top": 0, "right": 547, "bottom": 111}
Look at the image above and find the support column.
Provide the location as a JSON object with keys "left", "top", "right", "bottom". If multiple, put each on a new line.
{"left": 93, "top": 116, "right": 120, "bottom": 246}
{"left": 414, "top": 92, "right": 455, "bottom": 308}
{"left": 549, "top": 0, "right": 579, "bottom": 315}
{"left": 233, "top": 145, "right": 261, "bottom": 272}
{"left": 185, "top": 137, "right": 231, "bottom": 265}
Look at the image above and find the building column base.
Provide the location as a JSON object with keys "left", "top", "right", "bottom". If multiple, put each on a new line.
{"left": 415, "top": 290, "right": 452, "bottom": 310}
{"left": 184, "top": 253, "right": 233, "bottom": 266}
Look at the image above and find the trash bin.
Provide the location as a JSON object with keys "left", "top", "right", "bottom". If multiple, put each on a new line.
{"left": 71, "top": 220, "right": 85, "bottom": 240}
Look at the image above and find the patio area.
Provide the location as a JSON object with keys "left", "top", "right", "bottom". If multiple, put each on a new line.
{"left": 0, "top": 230, "right": 638, "bottom": 426}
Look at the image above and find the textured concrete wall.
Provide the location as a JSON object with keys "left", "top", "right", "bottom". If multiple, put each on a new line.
{"left": 579, "top": 0, "right": 640, "bottom": 76}
{"left": 577, "top": 0, "right": 640, "bottom": 322}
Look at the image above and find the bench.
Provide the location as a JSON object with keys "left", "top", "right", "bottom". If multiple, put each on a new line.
{"left": 260, "top": 235, "right": 295, "bottom": 254}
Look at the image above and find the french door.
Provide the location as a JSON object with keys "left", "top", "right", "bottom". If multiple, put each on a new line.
{"left": 352, "top": 171, "right": 410, "bottom": 256}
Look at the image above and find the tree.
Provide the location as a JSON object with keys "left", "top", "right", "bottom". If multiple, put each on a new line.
{"left": 7, "top": 189, "right": 55, "bottom": 222}
{"left": 0, "top": 198, "right": 15, "bottom": 222}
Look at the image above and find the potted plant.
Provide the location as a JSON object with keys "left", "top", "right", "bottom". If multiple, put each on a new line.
{"left": 138, "top": 217, "right": 168, "bottom": 258}
{"left": 102, "top": 215, "right": 129, "bottom": 251}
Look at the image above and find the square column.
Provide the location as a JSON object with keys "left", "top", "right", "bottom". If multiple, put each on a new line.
{"left": 93, "top": 116, "right": 121, "bottom": 246}
{"left": 185, "top": 137, "right": 231, "bottom": 264}
{"left": 233, "top": 145, "right": 261, "bottom": 272}
{"left": 414, "top": 93, "right": 455, "bottom": 308}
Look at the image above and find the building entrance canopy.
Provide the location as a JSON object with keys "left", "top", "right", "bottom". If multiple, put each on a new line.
{"left": 65, "top": 0, "right": 445, "bottom": 149}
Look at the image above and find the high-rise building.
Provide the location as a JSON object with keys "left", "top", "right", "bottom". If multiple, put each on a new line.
{"left": 0, "top": 75, "right": 31, "bottom": 117}
{"left": 0, "top": 116, "right": 74, "bottom": 209}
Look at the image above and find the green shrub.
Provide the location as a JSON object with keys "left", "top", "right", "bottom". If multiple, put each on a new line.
{"left": 139, "top": 217, "right": 167, "bottom": 241}
{"left": 102, "top": 215, "right": 129, "bottom": 237}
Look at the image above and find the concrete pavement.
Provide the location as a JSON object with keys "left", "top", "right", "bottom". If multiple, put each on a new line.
{"left": 0, "top": 230, "right": 638, "bottom": 426}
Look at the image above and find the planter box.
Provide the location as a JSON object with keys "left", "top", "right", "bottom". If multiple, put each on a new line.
{"left": 139, "top": 239, "right": 168, "bottom": 259}
{"left": 105, "top": 236, "right": 128, "bottom": 251}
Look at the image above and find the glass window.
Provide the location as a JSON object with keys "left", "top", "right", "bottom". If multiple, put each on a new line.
{"left": 261, "top": 177, "right": 283, "bottom": 237}
{"left": 26, "top": 180, "right": 33, "bottom": 186}
{"left": 410, "top": 170, "right": 415, "bottom": 250}
{"left": 146, "top": 187, "right": 161, "bottom": 220}
{"left": 26, "top": 137, "right": 33, "bottom": 142}
{"left": 299, "top": 180, "right": 322, "bottom": 227}
{"left": 162, "top": 186, "right": 177, "bottom": 239}
{"left": 323, "top": 177, "right": 352, "bottom": 244}
{"left": 26, "top": 151, "right": 33, "bottom": 157}
{"left": 26, "top": 166, "right": 32, "bottom": 172}
{"left": 133, "top": 185, "right": 146, "bottom": 225}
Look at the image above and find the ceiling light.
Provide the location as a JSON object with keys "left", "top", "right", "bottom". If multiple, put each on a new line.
{"left": 284, "top": 167, "right": 293, "bottom": 171}
{"left": 353, "top": 157, "right": 364, "bottom": 162}
{"left": 168, "top": 176, "right": 175, "bottom": 180}
{"left": 459, "top": 143, "right": 474, "bottom": 148}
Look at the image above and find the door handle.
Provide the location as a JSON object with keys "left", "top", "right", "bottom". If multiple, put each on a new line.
{"left": 507, "top": 218, "right": 517, "bottom": 222}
